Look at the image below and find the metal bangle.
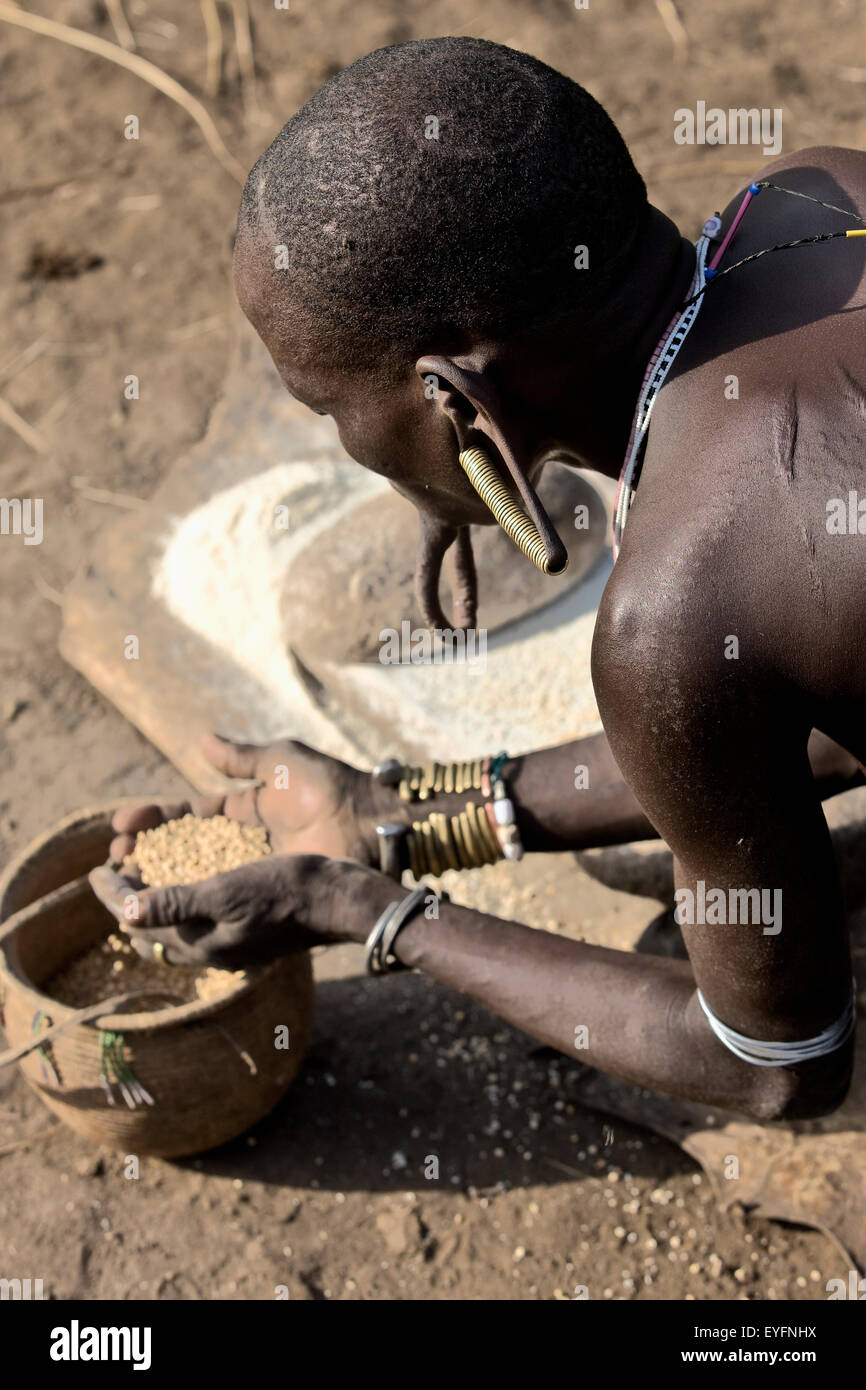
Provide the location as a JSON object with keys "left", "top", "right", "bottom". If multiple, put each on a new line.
{"left": 364, "top": 900, "right": 400, "bottom": 975}
{"left": 476, "top": 801, "right": 501, "bottom": 860}
{"left": 407, "top": 828, "right": 422, "bottom": 882}
{"left": 460, "top": 802, "right": 485, "bottom": 866}
{"left": 450, "top": 812, "right": 470, "bottom": 868}
{"left": 372, "top": 757, "right": 403, "bottom": 787}
{"left": 365, "top": 886, "right": 430, "bottom": 975}
{"left": 375, "top": 822, "right": 406, "bottom": 881}
{"left": 420, "top": 818, "right": 442, "bottom": 877}
{"left": 378, "top": 886, "right": 432, "bottom": 972}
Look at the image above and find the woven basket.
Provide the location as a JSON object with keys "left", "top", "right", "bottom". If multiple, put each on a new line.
{"left": 0, "top": 805, "right": 315, "bottom": 1157}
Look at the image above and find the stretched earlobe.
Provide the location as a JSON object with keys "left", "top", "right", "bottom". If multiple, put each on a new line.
{"left": 416, "top": 355, "right": 569, "bottom": 577}
{"left": 415, "top": 511, "right": 456, "bottom": 630}
{"left": 447, "top": 527, "right": 478, "bottom": 631}
{"left": 414, "top": 515, "right": 479, "bottom": 632}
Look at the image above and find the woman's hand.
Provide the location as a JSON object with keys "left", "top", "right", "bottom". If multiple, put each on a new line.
{"left": 88, "top": 853, "right": 388, "bottom": 970}
{"left": 109, "top": 733, "right": 396, "bottom": 867}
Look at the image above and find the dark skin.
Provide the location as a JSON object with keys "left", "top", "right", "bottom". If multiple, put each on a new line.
{"left": 92, "top": 145, "right": 866, "bottom": 1123}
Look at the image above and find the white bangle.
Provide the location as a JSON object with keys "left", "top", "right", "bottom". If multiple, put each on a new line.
{"left": 696, "top": 985, "right": 856, "bottom": 1067}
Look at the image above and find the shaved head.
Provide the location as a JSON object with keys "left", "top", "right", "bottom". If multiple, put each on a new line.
{"left": 232, "top": 38, "right": 679, "bottom": 627}
{"left": 235, "top": 37, "right": 647, "bottom": 381}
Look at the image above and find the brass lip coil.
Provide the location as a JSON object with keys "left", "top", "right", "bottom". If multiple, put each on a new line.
{"left": 459, "top": 446, "right": 569, "bottom": 577}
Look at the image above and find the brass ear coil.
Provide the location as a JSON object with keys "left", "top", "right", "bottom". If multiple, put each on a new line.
{"left": 458, "top": 446, "right": 568, "bottom": 576}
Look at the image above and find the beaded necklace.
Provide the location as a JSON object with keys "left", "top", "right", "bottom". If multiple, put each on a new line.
{"left": 612, "top": 231, "right": 709, "bottom": 557}
{"left": 612, "top": 180, "right": 866, "bottom": 559}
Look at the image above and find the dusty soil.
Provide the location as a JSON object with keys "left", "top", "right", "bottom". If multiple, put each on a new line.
{"left": 1, "top": 0, "right": 865, "bottom": 1301}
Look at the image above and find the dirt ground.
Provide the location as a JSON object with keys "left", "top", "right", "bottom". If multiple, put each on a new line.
{"left": 1, "top": 0, "right": 865, "bottom": 1301}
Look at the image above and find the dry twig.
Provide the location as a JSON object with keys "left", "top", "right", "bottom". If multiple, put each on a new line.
{"left": 229, "top": 0, "right": 258, "bottom": 121}
{"left": 105, "top": 0, "right": 135, "bottom": 51}
{"left": 0, "top": 393, "right": 47, "bottom": 453}
{"left": 199, "top": 0, "right": 222, "bottom": 97}
{"left": 32, "top": 574, "right": 63, "bottom": 606}
{"left": 71, "top": 481, "right": 145, "bottom": 509}
{"left": 0, "top": 338, "right": 46, "bottom": 387}
{"left": 654, "top": 0, "right": 689, "bottom": 58}
{"left": 0, "top": 3, "right": 244, "bottom": 183}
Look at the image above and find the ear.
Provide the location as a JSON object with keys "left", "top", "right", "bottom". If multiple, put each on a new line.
{"left": 416, "top": 355, "right": 568, "bottom": 576}
{"left": 415, "top": 355, "right": 494, "bottom": 439}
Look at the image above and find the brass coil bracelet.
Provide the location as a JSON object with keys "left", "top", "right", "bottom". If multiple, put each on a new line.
{"left": 372, "top": 752, "right": 524, "bottom": 878}
{"left": 406, "top": 800, "right": 499, "bottom": 878}
{"left": 398, "top": 758, "right": 485, "bottom": 803}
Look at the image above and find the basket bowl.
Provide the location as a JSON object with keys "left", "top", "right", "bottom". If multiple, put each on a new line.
{"left": 0, "top": 805, "right": 314, "bottom": 1157}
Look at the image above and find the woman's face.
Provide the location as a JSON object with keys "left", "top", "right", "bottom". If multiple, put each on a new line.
{"left": 234, "top": 253, "right": 502, "bottom": 531}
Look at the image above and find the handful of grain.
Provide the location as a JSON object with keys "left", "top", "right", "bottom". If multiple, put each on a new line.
{"left": 124, "top": 813, "right": 271, "bottom": 886}
{"left": 44, "top": 815, "right": 272, "bottom": 1012}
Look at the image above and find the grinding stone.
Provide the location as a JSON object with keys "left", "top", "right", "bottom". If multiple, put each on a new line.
{"left": 279, "top": 463, "right": 608, "bottom": 665}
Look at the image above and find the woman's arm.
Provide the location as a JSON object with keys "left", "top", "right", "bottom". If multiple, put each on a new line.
{"left": 367, "top": 728, "right": 862, "bottom": 855}
{"left": 93, "top": 705, "right": 856, "bottom": 1129}
{"left": 326, "top": 850, "right": 850, "bottom": 1125}
{"left": 91, "top": 839, "right": 847, "bottom": 1125}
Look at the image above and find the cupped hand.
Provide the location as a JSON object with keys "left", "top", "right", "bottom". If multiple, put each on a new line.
{"left": 109, "top": 733, "right": 385, "bottom": 867}
{"left": 88, "top": 852, "right": 364, "bottom": 970}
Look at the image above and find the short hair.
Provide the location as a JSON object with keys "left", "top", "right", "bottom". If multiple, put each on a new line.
{"left": 237, "top": 37, "right": 648, "bottom": 377}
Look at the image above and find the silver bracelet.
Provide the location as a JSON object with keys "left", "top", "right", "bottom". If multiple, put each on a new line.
{"left": 375, "top": 820, "right": 406, "bottom": 881}
{"left": 364, "top": 886, "right": 430, "bottom": 976}
{"left": 696, "top": 983, "right": 856, "bottom": 1067}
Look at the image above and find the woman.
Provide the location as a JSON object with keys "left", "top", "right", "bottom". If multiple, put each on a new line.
{"left": 92, "top": 37, "right": 866, "bottom": 1122}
